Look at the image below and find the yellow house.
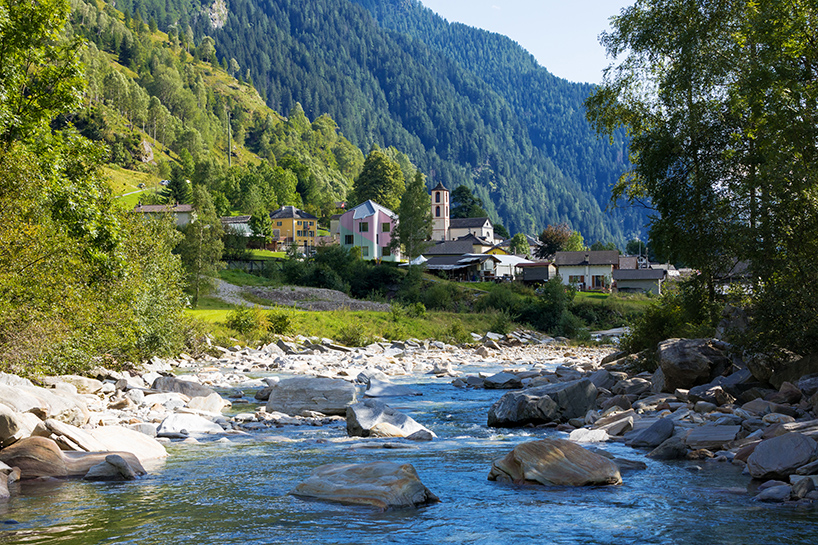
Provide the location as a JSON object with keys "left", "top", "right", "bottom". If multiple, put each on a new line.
{"left": 486, "top": 245, "right": 511, "bottom": 256}
{"left": 269, "top": 205, "right": 318, "bottom": 251}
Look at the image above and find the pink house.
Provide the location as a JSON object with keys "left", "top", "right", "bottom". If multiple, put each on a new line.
{"left": 339, "top": 200, "right": 400, "bottom": 261}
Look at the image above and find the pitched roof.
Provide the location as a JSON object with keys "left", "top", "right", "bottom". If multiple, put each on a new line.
{"left": 424, "top": 240, "right": 478, "bottom": 256}
{"left": 517, "top": 261, "right": 555, "bottom": 268}
{"left": 347, "top": 199, "right": 397, "bottom": 220}
{"left": 431, "top": 181, "right": 449, "bottom": 192}
{"left": 454, "top": 233, "right": 492, "bottom": 245}
{"left": 133, "top": 204, "right": 194, "bottom": 213}
{"left": 450, "top": 217, "right": 492, "bottom": 229}
{"left": 554, "top": 250, "right": 620, "bottom": 267}
{"left": 269, "top": 205, "right": 317, "bottom": 221}
{"left": 613, "top": 269, "right": 667, "bottom": 281}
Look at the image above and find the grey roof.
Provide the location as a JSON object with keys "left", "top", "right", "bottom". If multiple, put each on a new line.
{"left": 424, "top": 255, "right": 473, "bottom": 270}
{"left": 269, "top": 205, "right": 317, "bottom": 221}
{"left": 347, "top": 199, "right": 397, "bottom": 220}
{"left": 450, "top": 217, "right": 492, "bottom": 229}
{"left": 133, "top": 204, "right": 193, "bottom": 213}
{"left": 454, "top": 233, "right": 492, "bottom": 245}
{"left": 613, "top": 269, "right": 666, "bottom": 281}
{"left": 517, "top": 261, "right": 555, "bottom": 268}
{"left": 554, "top": 250, "right": 620, "bottom": 267}
{"left": 431, "top": 181, "right": 449, "bottom": 192}
{"left": 221, "top": 215, "right": 251, "bottom": 224}
{"left": 424, "top": 240, "right": 479, "bottom": 256}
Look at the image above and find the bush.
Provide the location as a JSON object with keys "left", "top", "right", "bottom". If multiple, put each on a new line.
{"left": 337, "top": 322, "right": 375, "bottom": 347}
{"left": 620, "top": 279, "right": 718, "bottom": 356}
{"left": 225, "top": 306, "right": 265, "bottom": 335}
{"left": 440, "top": 321, "right": 473, "bottom": 345}
{"left": 267, "top": 308, "right": 292, "bottom": 335}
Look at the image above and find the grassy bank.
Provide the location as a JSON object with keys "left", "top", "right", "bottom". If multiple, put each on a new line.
{"left": 187, "top": 295, "right": 506, "bottom": 346}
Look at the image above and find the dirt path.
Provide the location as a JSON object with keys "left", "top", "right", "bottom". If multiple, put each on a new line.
{"left": 214, "top": 280, "right": 391, "bottom": 312}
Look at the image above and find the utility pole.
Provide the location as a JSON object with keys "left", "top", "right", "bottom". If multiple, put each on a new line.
{"left": 227, "top": 109, "right": 232, "bottom": 168}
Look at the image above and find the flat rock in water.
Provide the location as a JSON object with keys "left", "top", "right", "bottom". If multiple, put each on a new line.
{"left": 364, "top": 380, "right": 421, "bottom": 397}
{"left": 747, "top": 433, "right": 818, "bottom": 481}
{"left": 152, "top": 376, "right": 215, "bottom": 399}
{"left": 483, "top": 372, "right": 523, "bottom": 389}
{"left": 157, "top": 413, "right": 223, "bottom": 436}
{"left": 88, "top": 426, "right": 168, "bottom": 462}
{"left": 83, "top": 454, "right": 141, "bottom": 481}
{"left": 187, "top": 392, "right": 228, "bottom": 413}
{"left": 685, "top": 425, "right": 741, "bottom": 450}
{"left": 266, "top": 377, "right": 356, "bottom": 416}
{"left": 346, "top": 399, "right": 435, "bottom": 439}
{"left": 627, "top": 418, "right": 675, "bottom": 448}
{"left": 488, "top": 438, "right": 622, "bottom": 486}
{"left": 0, "top": 436, "right": 144, "bottom": 479}
{"left": 568, "top": 429, "right": 610, "bottom": 443}
{"left": 289, "top": 461, "right": 439, "bottom": 510}
{"left": 647, "top": 436, "right": 688, "bottom": 460}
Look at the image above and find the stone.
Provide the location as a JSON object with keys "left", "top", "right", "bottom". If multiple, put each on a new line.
{"left": 289, "top": 461, "right": 439, "bottom": 510}
{"left": 627, "top": 418, "right": 675, "bottom": 448}
{"left": 42, "top": 375, "right": 104, "bottom": 395}
{"left": 741, "top": 399, "right": 797, "bottom": 417}
{"left": 754, "top": 485, "right": 792, "bottom": 502}
{"left": 35, "top": 419, "right": 108, "bottom": 452}
{"left": 487, "top": 378, "right": 598, "bottom": 428}
{"left": 770, "top": 352, "right": 818, "bottom": 390}
{"left": 797, "top": 375, "right": 818, "bottom": 397}
{"left": 651, "top": 367, "right": 666, "bottom": 394}
{"left": 483, "top": 372, "right": 523, "bottom": 390}
{"left": 689, "top": 385, "right": 734, "bottom": 406}
{"left": 346, "top": 399, "right": 436, "bottom": 439}
{"left": 796, "top": 459, "right": 818, "bottom": 475}
{"left": 152, "top": 376, "right": 215, "bottom": 399}
{"left": 647, "top": 436, "right": 688, "bottom": 460}
{"left": 83, "top": 454, "right": 140, "bottom": 481}
{"left": 0, "top": 436, "right": 144, "bottom": 479}
{"left": 762, "top": 413, "right": 795, "bottom": 425}
{"left": 363, "top": 380, "right": 421, "bottom": 397}
{"left": 593, "top": 413, "right": 634, "bottom": 436}
{"left": 657, "top": 338, "right": 730, "bottom": 392}
{"left": 487, "top": 439, "right": 622, "bottom": 486}
{"left": 0, "top": 404, "right": 25, "bottom": 448}
{"left": 588, "top": 369, "right": 616, "bottom": 391}
{"left": 266, "top": 377, "right": 357, "bottom": 416}
{"left": 187, "top": 393, "right": 228, "bottom": 413}
{"left": 747, "top": 433, "right": 818, "bottom": 480}
{"left": 600, "top": 395, "right": 632, "bottom": 412}
{"left": 792, "top": 475, "right": 816, "bottom": 498}
{"left": 88, "top": 426, "right": 167, "bottom": 462}
{"left": 568, "top": 428, "right": 610, "bottom": 443}
{"left": 766, "top": 382, "right": 803, "bottom": 405}
{"left": 156, "top": 413, "right": 224, "bottom": 436}
{"left": 685, "top": 425, "right": 741, "bottom": 450}
{"left": 612, "top": 378, "right": 651, "bottom": 397}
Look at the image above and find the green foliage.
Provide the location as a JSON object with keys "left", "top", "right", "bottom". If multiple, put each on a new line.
{"left": 337, "top": 322, "right": 375, "bottom": 347}
{"left": 440, "top": 321, "right": 472, "bottom": 345}
{"left": 536, "top": 223, "right": 572, "bottom": 259}
{"left": 392, "top": 170, "right": 432, "bottom": 259}
{"left": 450, "top": 185, "right": 488, "bottom": 219}
{"left": 508, "top": 233, "right": 529, "bottom": 256}
{"left": 178, "top": 186, "right": 224, "bottom": 307}
{"left": 620, "top": 279, "right": 718, "bottom": 356}
{"left": 350, "top": 146, "right": 405, "bottom": 211}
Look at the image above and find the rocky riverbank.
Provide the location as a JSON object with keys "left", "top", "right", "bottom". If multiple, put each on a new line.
{"left": 2, "top": 331, "right": 817, "bottom": 508}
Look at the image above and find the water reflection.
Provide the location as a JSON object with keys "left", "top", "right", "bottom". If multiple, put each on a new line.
{"left": 2, "top": 376, "right": 818, "bottom": 544}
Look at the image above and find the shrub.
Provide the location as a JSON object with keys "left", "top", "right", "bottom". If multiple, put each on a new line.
{"left": 267, "top": 308, "right": 292, "bottom": 335}
{"left": 440, "top": 321, "right": 472, "bottom": 345}
{"left": 337, "top": 323, "right": 375, "bottom": 347}
{"left": 225, "top": 306, "right": 265, "bottom": 335}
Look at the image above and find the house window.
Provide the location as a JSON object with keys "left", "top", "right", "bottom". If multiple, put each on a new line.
{"left": 362, "top": 246, "right": 369, "bottom": 257}
{"left": 382, "top": 222, "right": 390, "bottom": 232}
{"left": 345, "top": 235, "right": 353, "bottom": 245}
{"left": 309, "top": 231, "right": 314, "bottom": 237}
{"left": 276, "top": 221, "right": 282, "bottom": 226}
{"left": 436, "top": 206, "right": 440, "bottom": 217}
{"left": 273, "top": 229, "right": 280, "bottom": 238}
{"left": 359, "top": 222, "right": 369, "bottom": 232}
{"left": 592, "top": 275, "right": 606, "bottom": 288}
{"left": 568, "top": 275, "right": 585, "bottom": 287}
{"left": 309, "top": 221, "right": 314, "bottom": 226}
{"left": 435, "top": 192, "right": 440, "bottom": 203}
{"left": 383, "top": 247, "right": 391, "bottom": 256}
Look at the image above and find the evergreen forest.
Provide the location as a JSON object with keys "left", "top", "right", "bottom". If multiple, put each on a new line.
{"left": 105, "top": 0, "right": 643, "bottom": 243}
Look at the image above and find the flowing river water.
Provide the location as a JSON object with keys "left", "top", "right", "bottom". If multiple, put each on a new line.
{"left": 2, "top": 365, "right": 818, "bottom": 545}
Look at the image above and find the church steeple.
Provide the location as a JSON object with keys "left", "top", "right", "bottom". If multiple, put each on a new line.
{"left": 431, "top": 182, "right": 450, "bottom": 241}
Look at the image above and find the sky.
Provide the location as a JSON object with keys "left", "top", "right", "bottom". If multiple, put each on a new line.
{"left": 418, "top": 0, "right": 634, "bottom": 84}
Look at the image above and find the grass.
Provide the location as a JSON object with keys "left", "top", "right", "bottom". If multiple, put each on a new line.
{"left": 219, "top": 269, "right": 278, "bottom": 287}
{"left": 185, "top": 296, "right": 499, "bottom": 345}
{"left": 249, "top": 249, "right": 286, "bottom": 259}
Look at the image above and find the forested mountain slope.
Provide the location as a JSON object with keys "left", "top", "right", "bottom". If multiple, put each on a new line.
{"left": 113, "top": 0, "right": 644, "bottom": 242}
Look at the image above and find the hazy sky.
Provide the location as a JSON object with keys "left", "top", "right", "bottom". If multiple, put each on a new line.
{"left": 419, "top": 0, "right": 634, "bottom": 84}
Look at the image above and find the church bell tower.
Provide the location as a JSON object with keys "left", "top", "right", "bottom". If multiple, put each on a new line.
{"left": 431, "top": 182, "right": 450, "bottom": 241}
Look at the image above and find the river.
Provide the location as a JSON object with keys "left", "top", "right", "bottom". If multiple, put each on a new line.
{"left": 2, "top": 369, "right": 818, "bottom": 544}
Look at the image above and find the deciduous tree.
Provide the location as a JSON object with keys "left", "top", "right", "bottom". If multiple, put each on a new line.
{"left": 392, "top": 170, "right": 432, "bottom": 260}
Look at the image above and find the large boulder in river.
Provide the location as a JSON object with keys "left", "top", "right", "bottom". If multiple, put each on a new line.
{"left": 266, "top": 377, "right": 357, "bottom": 416}
{"left": 289, "top": 461, "right": 439, "bottom": 510}
{"left": 346, "top": 399, "right": 435, "bottom": 440}
{"left": 0, "top": 436, "right": 144, "bottom": 479}
{"left": 746, "top": 433, "right": 818, "bottom": 480}
{"left": 152, "top": 376, "right": 215, "bottom": 399}
{"left": 487, "top": 378, "right": 597, "bottom": 428}
{"left": 488, "top": 439, "right": 622, "bottom": 486}
{"left": 88, "top": 426, "right": 167, "bottom": 463}
{"left": 657, "top": 338, "right": 730, "bottom": 392}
